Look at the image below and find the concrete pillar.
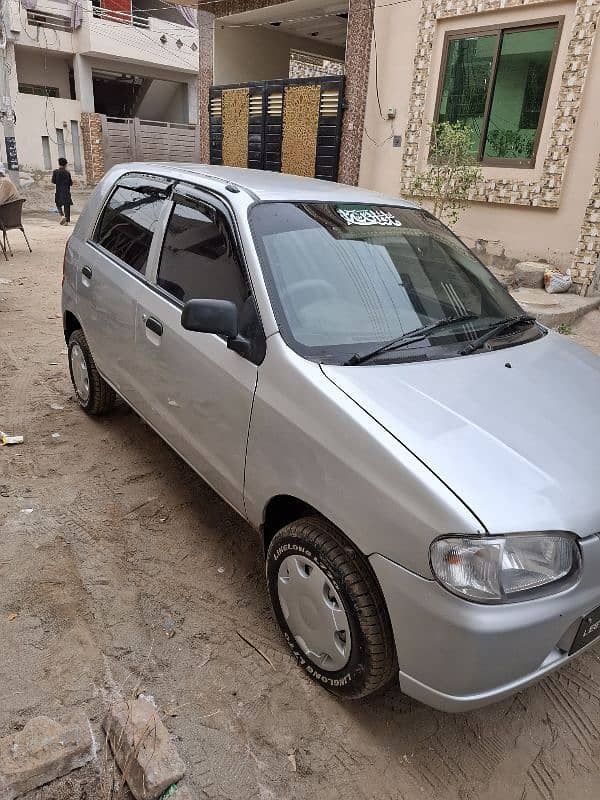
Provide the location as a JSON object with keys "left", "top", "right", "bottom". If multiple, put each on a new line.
{"left": 197, "top": 9, "right": 215, "bottom": 163}
{"left": 3, "top": 42, "right": 20, "bottom": 182}
{"left": 73, "top": 54, "right": 95, "bottom": 113}
{"left": 187, "top": 77, "right": 198, "bottom": 126}
{"left": 338, "top": 0, "right": 373, "bottom": 186}
{"left": 6, "top": 42, "right": 18, "bottom": 99}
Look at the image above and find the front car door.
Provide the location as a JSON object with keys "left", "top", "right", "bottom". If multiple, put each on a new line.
{"left": 75, "top": 172, "right": 170, "bottom": 397}
{"left": 135, "top": 183, "right": 265, "bottom": 515}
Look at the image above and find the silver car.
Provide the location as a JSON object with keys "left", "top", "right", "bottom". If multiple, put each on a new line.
{"left": 62, "top": 165, "right": 600, "bottom": 711}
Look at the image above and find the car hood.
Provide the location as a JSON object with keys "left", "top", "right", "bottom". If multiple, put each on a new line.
{"left": 321, "top": 332, "right": 600, "bottom": 537}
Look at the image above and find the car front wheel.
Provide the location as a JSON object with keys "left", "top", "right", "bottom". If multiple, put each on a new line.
{"left": 266, "top": 516, "right": 398, "bottom": 698}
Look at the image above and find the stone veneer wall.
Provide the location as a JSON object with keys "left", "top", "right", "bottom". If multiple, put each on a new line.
{"left": 400, "top": 0, "right": 599, "bottom": 286}
{"left": 338, "top": 0, "right": 373, "bottom": 185}
{"left": 572, "top": 155, "right": 600, "bottom": 288}
{"left": 289, "top": 52, "right": 345, "bottom": 79}
{"left": 80, "top": 112, "right": 105, "bottom": 186}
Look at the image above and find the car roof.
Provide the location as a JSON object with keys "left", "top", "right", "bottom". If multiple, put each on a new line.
{"left": 125, "top": 163, "right": 418, "bottom": 207}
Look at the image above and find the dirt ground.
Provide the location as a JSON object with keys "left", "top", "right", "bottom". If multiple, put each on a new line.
{"left": 1, "top": 209, "right": 600, "bottom": 800}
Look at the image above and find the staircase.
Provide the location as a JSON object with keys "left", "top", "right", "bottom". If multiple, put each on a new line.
{"left": 491, "top": 260, "right": 600, "bottom": 328}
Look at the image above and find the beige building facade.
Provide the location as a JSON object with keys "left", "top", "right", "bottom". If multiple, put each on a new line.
{"left": 360, "top": 0, "right": 600, "bottom": 293}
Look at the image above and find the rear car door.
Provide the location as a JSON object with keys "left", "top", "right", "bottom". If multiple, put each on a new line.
{"left": 75, "top": 172, "right": 170, "bottom": 397}
{"left": 135, "top": 184, "right": 264, "bottom": 515}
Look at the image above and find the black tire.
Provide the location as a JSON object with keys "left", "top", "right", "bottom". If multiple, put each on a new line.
{"left": 68, "top": 328, "right": 116, "bottom": 415}
{"left": 266, "top": 516, "right": 398, "bottom": 699}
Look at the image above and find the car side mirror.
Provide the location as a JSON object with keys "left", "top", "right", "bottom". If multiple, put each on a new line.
{"left": 181, "top": 298, "right": 238, "bottom": 339}
{"left": 181, "top": 298, "right": 253, "bottom": 359}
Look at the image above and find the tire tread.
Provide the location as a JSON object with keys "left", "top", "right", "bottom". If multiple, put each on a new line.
{"left": 267, "top": 515, "right": 398, "bottom": 699}
{"left": 68, "top": 329, "right": 116, "bottom": 415}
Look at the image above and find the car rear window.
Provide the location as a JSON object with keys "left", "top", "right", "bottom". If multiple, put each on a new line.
{"left": 94, "top": 184, "right": 165, "bottom": 274}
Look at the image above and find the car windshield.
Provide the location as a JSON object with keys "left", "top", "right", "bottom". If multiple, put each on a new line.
{"left": 249, "top": 202, "right": 537, "bottom": 364}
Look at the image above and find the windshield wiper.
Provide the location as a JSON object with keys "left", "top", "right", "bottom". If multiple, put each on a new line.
{"left": 460, "top": 314, "right": 537, "bottom": 356}
{"left": 344, "top": 313, "right": 478, "bottom": 366}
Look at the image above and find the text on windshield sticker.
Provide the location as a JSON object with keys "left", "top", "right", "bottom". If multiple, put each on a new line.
{"left": 336, "top": 207, "right": 402, "bottom": 227}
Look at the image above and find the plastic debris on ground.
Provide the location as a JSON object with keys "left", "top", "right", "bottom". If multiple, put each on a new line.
{"left": 544, "top": 268, "right": 572, "bottom": 294}
{"left": 0, "top": 431, "right": 24, "bottom": 446}
{"left": 163, "top": 616, "right": 176, "bottom": 639}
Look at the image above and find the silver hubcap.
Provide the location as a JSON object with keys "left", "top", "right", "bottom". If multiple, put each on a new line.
{"left": 278, "top": 555, "right": 351, "bottom": 671}
{"left": 70, "top": 343, "right": 90, "bottom": 403}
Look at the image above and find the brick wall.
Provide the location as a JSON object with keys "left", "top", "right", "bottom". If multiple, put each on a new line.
{"left": 81, "top": 112, "right": 105, "bottom": 186}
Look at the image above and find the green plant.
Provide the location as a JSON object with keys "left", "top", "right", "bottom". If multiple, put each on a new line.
{"left": 556, "top": 323, "right": 572, "bottom": 335}
{"left": 485, "top": 128, "right": 533, "bottom": 159}
{"left": 407, "top": 122, "right": 484, "bottom": 226}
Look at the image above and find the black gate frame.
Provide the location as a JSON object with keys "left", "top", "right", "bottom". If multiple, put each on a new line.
{"left": 209, "top": 75, "right": 345, "bottom": 182}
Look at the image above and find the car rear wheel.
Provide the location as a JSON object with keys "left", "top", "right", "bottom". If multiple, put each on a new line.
{"left": 266, "top": 516, "right": 398, "bottom": 698}
{"left": 68, "top": 329, "right": 115, "bottom": 415}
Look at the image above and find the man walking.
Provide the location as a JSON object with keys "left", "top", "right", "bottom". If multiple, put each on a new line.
{"left": 52, "top": 157, "right": 73, "bottom": 225}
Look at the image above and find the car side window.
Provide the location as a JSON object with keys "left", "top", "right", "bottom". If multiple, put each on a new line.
{"left": 94, "top": 185, "right": 165, "bottom": 275}
{"left": 157, "top": 201, "right": 249, "bottom": 310}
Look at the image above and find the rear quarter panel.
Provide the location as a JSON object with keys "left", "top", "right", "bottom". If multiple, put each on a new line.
{"left": 62, "top": 167, "right": 125, "bottom": 331}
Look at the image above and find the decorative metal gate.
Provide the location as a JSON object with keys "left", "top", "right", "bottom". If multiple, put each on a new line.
{"left": 102, "top": 116, "right": 200, "bottom": 170}
{"left": 209, "top": 76, "right": 345, "bottom": 181}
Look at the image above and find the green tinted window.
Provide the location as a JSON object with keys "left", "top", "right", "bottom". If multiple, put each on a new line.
{"left": 438, "top": 35, "right": 496, "bottom": 155}
{"left": 483, "top": 27, "right": 558, "bottom": 160}
{"left": 18, "top": 84, "right": 59, "bottom": 97}
{"left": 437, "top": 23, "right": 558, "bottom": 164}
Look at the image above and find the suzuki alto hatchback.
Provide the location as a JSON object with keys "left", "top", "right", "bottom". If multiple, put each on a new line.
{"left": 62, "top": 165, "right": 600, "bottom": 711}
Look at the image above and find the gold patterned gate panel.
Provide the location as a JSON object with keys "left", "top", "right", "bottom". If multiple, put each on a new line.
{"left": 221, "top": 87, "right": 249, "bottom": 168}
{"left": 209, "top": 77, "right": 345, "bottom": 180}
{"left": 281, "top": 84, "right": 320, "bottom": 178}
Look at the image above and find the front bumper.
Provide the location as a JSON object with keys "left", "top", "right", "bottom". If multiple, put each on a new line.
{"left": 370, "top": 534, "right": 600, "bottom": 712}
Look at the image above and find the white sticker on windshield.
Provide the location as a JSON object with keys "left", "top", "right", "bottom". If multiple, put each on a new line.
{"left": 336, "top": 207, "right": 402, "bottom": 227}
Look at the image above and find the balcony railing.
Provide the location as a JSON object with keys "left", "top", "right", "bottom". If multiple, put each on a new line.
{"left": 91, "top": 6, "right": 150, "bottom": 29}
{"left": 26, "top": 8, "right": 72, "bottom": 31}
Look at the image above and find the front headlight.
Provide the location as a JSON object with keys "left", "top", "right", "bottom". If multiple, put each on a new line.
{"left": 430, "top": 533, "right": 580, "bottom": 603}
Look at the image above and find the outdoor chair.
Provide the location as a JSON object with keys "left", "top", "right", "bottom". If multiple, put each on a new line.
{"left": 0, "top": 199, "right": 32, "bottom": 261}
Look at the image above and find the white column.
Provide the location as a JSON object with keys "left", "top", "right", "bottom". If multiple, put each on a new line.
{"left": 73, "top": 53, "right": 94, "bottom": 112}
{"left": 6, "top": 41, "right": 18, "bottom": 98}
{"left": 187, "top": 76, "right": 198, "bottom": 126}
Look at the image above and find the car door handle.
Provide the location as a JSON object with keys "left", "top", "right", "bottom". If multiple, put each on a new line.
{"left": 82, "top": 265, "right": 92, "bottom": 279}
{"left": 146, "top": 317, "right": 163, "bottom": 336}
